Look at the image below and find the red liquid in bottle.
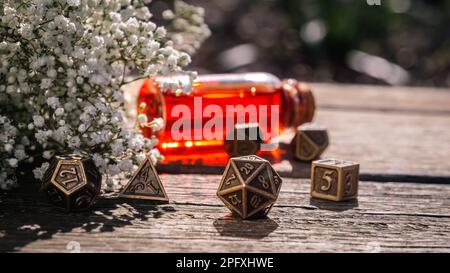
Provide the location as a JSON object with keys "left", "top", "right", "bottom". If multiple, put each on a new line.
{"left": 138, "top": 73, "right": 315, "bottom": 165}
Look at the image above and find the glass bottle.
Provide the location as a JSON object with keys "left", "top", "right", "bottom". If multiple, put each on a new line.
{"left": 137, "top": 72, "right": 315, "bottom": 165}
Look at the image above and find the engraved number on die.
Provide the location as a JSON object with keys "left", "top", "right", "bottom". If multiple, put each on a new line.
{"left": 258, "top": 175, "right": 270, "bottom": 189}
{"left": 250, "top": 195, "right": 261, "bottom": 208}
{"left": 228, "top": 194, "right": 242, "bottom": 206}
{"left": 59, "top": 167, "right": 79, "bottom": 185}
{"left": 273, "top": 175, "right": 280, "bottom": 185}
{"left": 240, "top": 163, "right": 254, "bottom": 175}
{"left": 343, "top": 173, "right": 353, "bottom": 195}
{"left": 320, "top": 170, "right": 334, "bottom": 192}
{"left": 225, "top": 173, "right": 237, "bottom": 185}
{"left": 147, "top": 180, "right": 161, "bottom": 195}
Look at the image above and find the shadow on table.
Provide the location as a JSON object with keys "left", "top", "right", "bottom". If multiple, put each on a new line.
{"left": 157, "top": 149, "right": 312, "bottom": 178}
{"left": 0, "top": 184, "right": 176, "bottom": 252}
{"left": 213, "top": 213, "right": 278, "bottom": 239}
{"left": 309, "top": 198, "right": 359, "bottom": 212}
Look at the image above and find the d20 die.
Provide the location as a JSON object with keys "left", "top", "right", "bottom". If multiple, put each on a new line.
{"left": 311, "top": 159, "right": 359, "bottom": 201}
{"left": 41, "top": 155, "right": 102, "bottom": 212}
{"left": 292, "top": 123, "right": 329, "bottom": 161}
{"left": 119, "top": 156, "right": 169, "bottom": 202}
{"left": 217, "top": 155, "right": 282, "bottom": 219}
{"left": 224, "top": 123, "right": 264, "bottom": 157}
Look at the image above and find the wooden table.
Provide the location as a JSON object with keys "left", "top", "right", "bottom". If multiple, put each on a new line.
{"left": 1, "top": 83, "right": 449, "bottom": 253}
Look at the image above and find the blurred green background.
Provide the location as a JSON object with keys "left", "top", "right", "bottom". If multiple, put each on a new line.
{"left": 181, "top": 0, "right": 449, "bottom": 87}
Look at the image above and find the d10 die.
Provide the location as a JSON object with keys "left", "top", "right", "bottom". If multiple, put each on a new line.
{"left": 292, "top": 123, "right": 329, "bottom": 161}
{"left": 224, "top": 123, "right": 264, "bottom": 157}
{"left": 217, "top": 155, "right": 282, "bottom": 219}
{"left": 311, "top": 159, "right": 359, "bottom": 201}
{"left": 41, "top": 155, "right": 102, "bottom": 212}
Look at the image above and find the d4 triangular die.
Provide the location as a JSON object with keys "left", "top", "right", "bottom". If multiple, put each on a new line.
{"left": 119, "top": 157, "right": 169, "bottom": 202}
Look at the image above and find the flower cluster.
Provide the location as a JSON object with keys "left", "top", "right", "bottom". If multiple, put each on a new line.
{"left": 0, "top": 115, "right": 20, "bottom": 190}
{"left": 0, "top": 0, "right": 209, "bottom": 190}
{"left": 163, "top": 1, "right": 211, "bottom": 56}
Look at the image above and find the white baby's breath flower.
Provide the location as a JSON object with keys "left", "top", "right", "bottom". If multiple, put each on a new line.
{"left": 111, "top": 139, "right": 124, "bottom": 156}
{"left": 155, "top": 27, "right": 167, "bottom": 38}
{"left": 33, "top": 115, "right": 45, "bottom": 128}
{"left": 137, "top": 114, "right": 148, "bottom": 125}
{"left": 47, "top": 97, "right": 60, "bottom": 109}
{"left": 43, "top": 151, "right": 53, "bottom": 160}
{"left": 4, "top": 144, "right": 13, "bottom": 153}
{"left": 128, "top": 34, "right": 138, "bottom": 45}
{"left": 128, "top": 134, "right": 145, "bottom": 150}
{"left": 68, "top": 136, "right": 81, "bottom": 148}
{"left": 136, "top": 152, "right": 146, "bottom": 163}
{"left": 64, "top": 102, "right": 75, "bottom": 111}
{"left": 148, "top": 118, "right": 165, "bottom": 131}
{"left": 14, "top": 149, "right": 26, "bottom": 160}
{"left": 162, "top": 10, "right": 175, "bottom": 20}
{"left": 32, "top": 162, "right": 50, "bottom": 180}
{"left": 107, "top": 164, "right": 121, "bottom": 176}
{"left": 149, "top": 149, "right": 160, "bottom": 165}
{"left": 90, "top": 36, "right": 104, "bottom": 48}
{"left": 92, "top": 153, "right": 106, "bottom": 170}
{"left": 118, "top": 159, "right": 133, "bottom": 172}
{"left": 0, "top": 0, "right": 209, "bottom": 189}
{"left": 139, "top": 102, "right": 147, "bottom": 110}
{"left": 55, "top": 108, "right": 64, "bottom": 116}
{"left": 8, "top": 158, "right": 18, "bottom": 168}
{"left": 40, "top": 78, "right": 52, "bottom": 89}
{"left": 47, "top": 69, "right": 57, "bottom": 78}
{"left": 149, "top": 136, "right": 159, "bottom": 148}
{"left": 66, "top": 0, "right": 81, "bottom": 7}
{"left": 78, "top": 124, "right": 86, "bottom": 132}
{"left": 167, "top": 55, "right": 178, "bottom": 66}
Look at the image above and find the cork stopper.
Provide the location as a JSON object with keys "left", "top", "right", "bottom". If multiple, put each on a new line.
{"left": 281, "top": 79, "right": 316, "bottom": 128}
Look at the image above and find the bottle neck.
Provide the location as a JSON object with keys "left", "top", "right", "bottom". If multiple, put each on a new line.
{"left": 280, "top": 79, "right": 316, "bottom": 128}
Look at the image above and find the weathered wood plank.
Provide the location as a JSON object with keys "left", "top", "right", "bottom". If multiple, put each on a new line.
{"left": 316, "top": 109, "right": 450, "bottom": 178}
{"left": 1, "top": 175, "right": 449, "bottom": 253}
{"left": 272, "top": 109, "right": 450, "bottom": 179}
{"left": 312, "top": 83, "right": 450, "bottom": 114}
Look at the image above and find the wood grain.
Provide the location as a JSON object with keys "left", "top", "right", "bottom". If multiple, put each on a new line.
{"left": 1, "top": 175, "right": 449, "bottom": 253}
{"left": 271, "top": 109, "right": 450, "bottom": 180}
{"left": 312, "top": 83, "right": 450, "bottom": 114}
